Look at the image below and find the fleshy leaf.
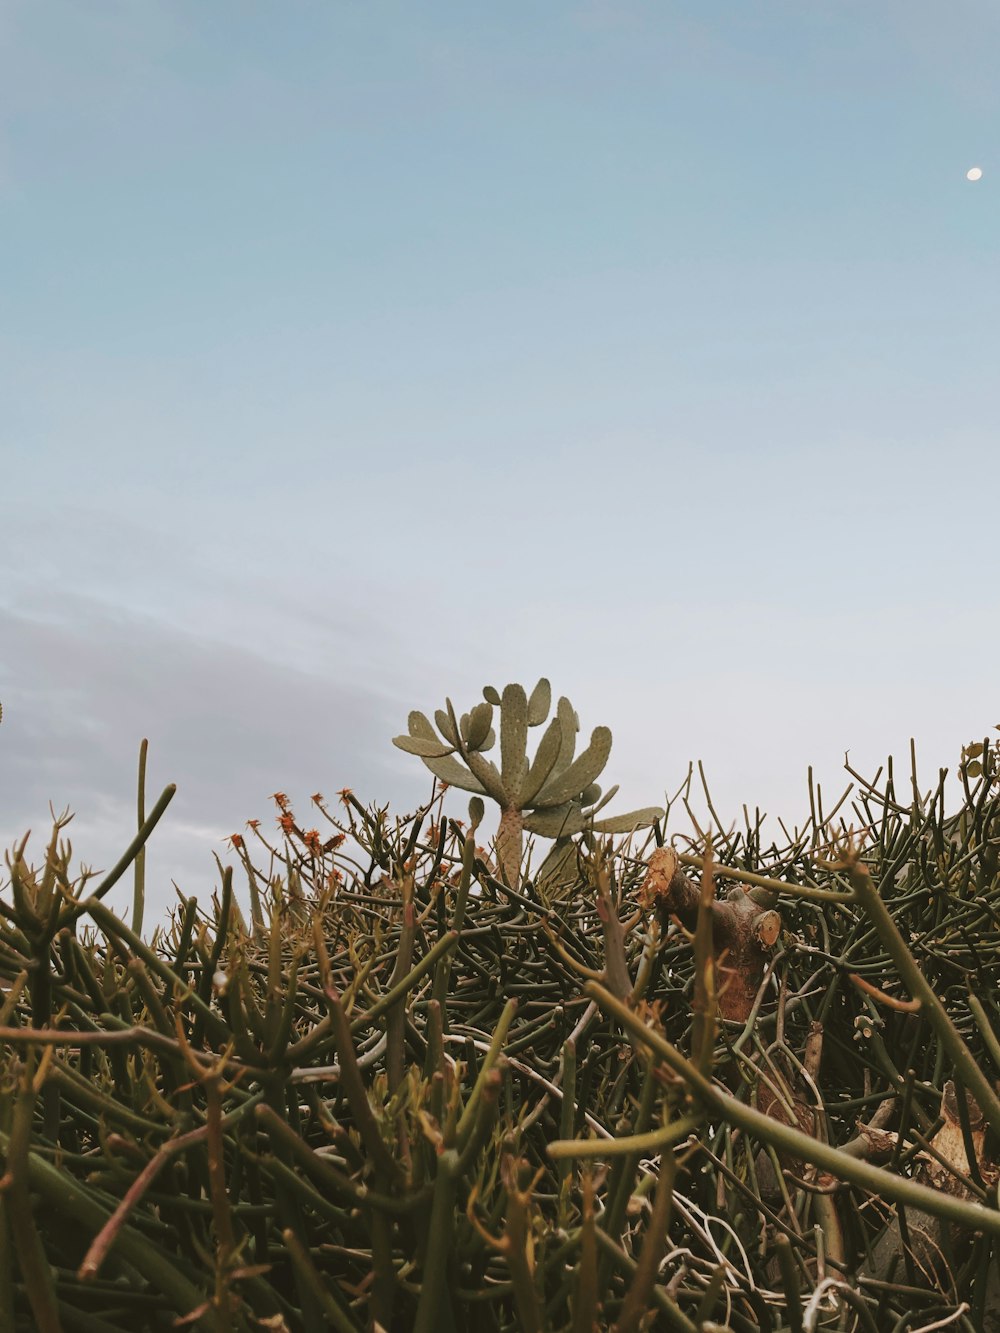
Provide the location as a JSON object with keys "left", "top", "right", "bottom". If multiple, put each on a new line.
{"left": 527, "top": 678, "right": 551, "bottom": 727}
{"left": 408, "top": 711, "right": 438, "bottom": 741}
{"left": 534, "top": 727, "right": 612, "bottom": 808}
{"left": 523, "top": 804, "right": 588, "bottom": 838}
{"left": 466, "top": 702, "right": 493, "bottom": 750}
{"left": 483, "top": 685, "right": 502, "bottom": 705}
{"left": 393, "top": 735, "right": 455, "bottom": 758}
{"left": 591, "top": 806, "right": 664, "bottom": 835}
{"left": 422, "top": 754, "right": 487, "bottom": 794}
{"left": 465, "top": 751, "right": 506, "bottom": 803}
{"left": 545, "top": 697, "right": 579, "bottom": 787}
{"left": 521, "top": 717, "right": 563, "bottom": 806}
{"left": 535, "top": 837, "right": 579, "bottom": 887}
{"left": 500, "top": 684, "right": 529, "bottom": 800}
{"left": 435, "top": 708, "right": 459, "bottom": 747}
{"left": 584, "top": 783, "right": 619, "bottom": 817}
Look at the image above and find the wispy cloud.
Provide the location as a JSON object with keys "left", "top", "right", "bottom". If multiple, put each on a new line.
{"left": 0, "top": 592, "right": 425, "bottom": 918}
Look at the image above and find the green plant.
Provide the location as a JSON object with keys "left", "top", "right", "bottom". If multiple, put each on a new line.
{"left": 393, "top": 678, "right": 662, "bottom": 885}
{"left": 8, "top": 710, "right": 1000, "bottom": 1329}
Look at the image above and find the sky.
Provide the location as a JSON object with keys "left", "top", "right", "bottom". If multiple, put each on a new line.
{"left": 2, "top": 1, "right": 998, "bottom": 922}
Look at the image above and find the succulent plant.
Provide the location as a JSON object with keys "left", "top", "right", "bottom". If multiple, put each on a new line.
{"left": 393, "top": 678, "right": 663, "bottom": 885}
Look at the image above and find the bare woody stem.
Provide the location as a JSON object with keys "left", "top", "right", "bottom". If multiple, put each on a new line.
{"left": 641, "top": 847, "right": 781, "bottom": 1023}
{"left": 496, "top": 808, "right": 525, "bottom": 886}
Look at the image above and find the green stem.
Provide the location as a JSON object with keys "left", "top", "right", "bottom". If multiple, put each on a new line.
{"left": 0, "top": 1129, "right": 211, "bottom": 1327}
{"left": 4, "top": 1074, "right": 62, "bottom": 1333}
{"left": 350, "top": 931, "right": 458, "bottom": 1037}
{"left": 967, "top": 994, "right": 1000, "bottom": 1077}
{"left": 615, "top": 1149, "right": 677, "bottom": 1333}
{"left": 675, "top": 849, "right": 855, "bottom": 903}
{"left": 326, "top": 994, "right": 402, "bottom": 1184}
{"left": 557, "top": 1039, "right": 576, "bottom": 1189}
{"left": 432, "top": 835, "right": 475, "bottom": 1013}
{"left": 385, "top": 875, "right": 415, "bottom": 1102}
{"left": 281, "top": 1228, "right": 363, "bottom": 1333}
{"left": 60, "top": 785, "right": 176, "bottom": 929}
{"left": 585, "top": 981, "right": 1000, "bottom": 1239}
{"left": 78, "top": 900, "right": 232, "bottom": 1047}
{"left": 847, "top": 860, "right": 1000, "bottom": 1138}
{"left": 547, "top": 1111, "right": 701, "bottom": 1159}
{"left": 774, "top": 1232, "right": 803, "bottom": 1333}
{"left": 413, "top": 1150, "right": 461, "bottom": 1333}
{"left": 454, "top": 997, "right": 516, "bottom": 1149}
{"left": 0, "top": 1195, "right": 13, "bottom": 1333}
{"left": 131, "top": 739, "right": 147, "bottom": 938}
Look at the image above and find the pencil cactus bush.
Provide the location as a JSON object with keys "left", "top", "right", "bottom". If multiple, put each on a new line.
{"left": 393, "top": 678, "right": 663, "bottom": 885}
{"left": 7, "top": 715, "right": 1000, "bottom": 1328}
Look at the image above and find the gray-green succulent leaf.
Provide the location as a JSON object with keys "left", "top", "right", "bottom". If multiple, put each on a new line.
{"left": 523, "top": 803, "right": 588, "bottom": 838}
{"left": 590, "top": 806, "right": 664, "bottom": 835}
{"left": 465, "top": 702, "right": 494, "bottom": 751}
{"left": 500, "top": 684, "right": 530, "bottom": 797}
{"left": 408, "top": 711, "right": 439, "bottom": 741}
{"left": 533, "top": 727, "right": 612, "bottom": 809}
{"left": 421, "top": 754, "right": 488, "bottom": 794}
{"left": 584, "top": 784, "right": 619, "bottom": 818}
{"left": 519, "top": 717, "right": 564, "bottom": 806}
{"left": 393, "top": 735, "right": 456, "bottom": 759}
{"left": 527, "top": 678, "right": 551, "bottom": 726}
{"left": 544, "top": 697, "right": 580, "bottom": 788}
{"left": 435, "top": 708, "right": 459, "bottom": 748}
{"left": 465, "top": 750, "right": 507, "bottom": 804}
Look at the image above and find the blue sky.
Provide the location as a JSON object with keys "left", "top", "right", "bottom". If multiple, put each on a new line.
{"left": 2, "top": 1, "right": 998, "bottom": 917}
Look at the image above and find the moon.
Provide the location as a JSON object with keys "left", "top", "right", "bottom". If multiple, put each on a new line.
{"left": 967, "top": 166, "right": 984, "bottom": 181}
